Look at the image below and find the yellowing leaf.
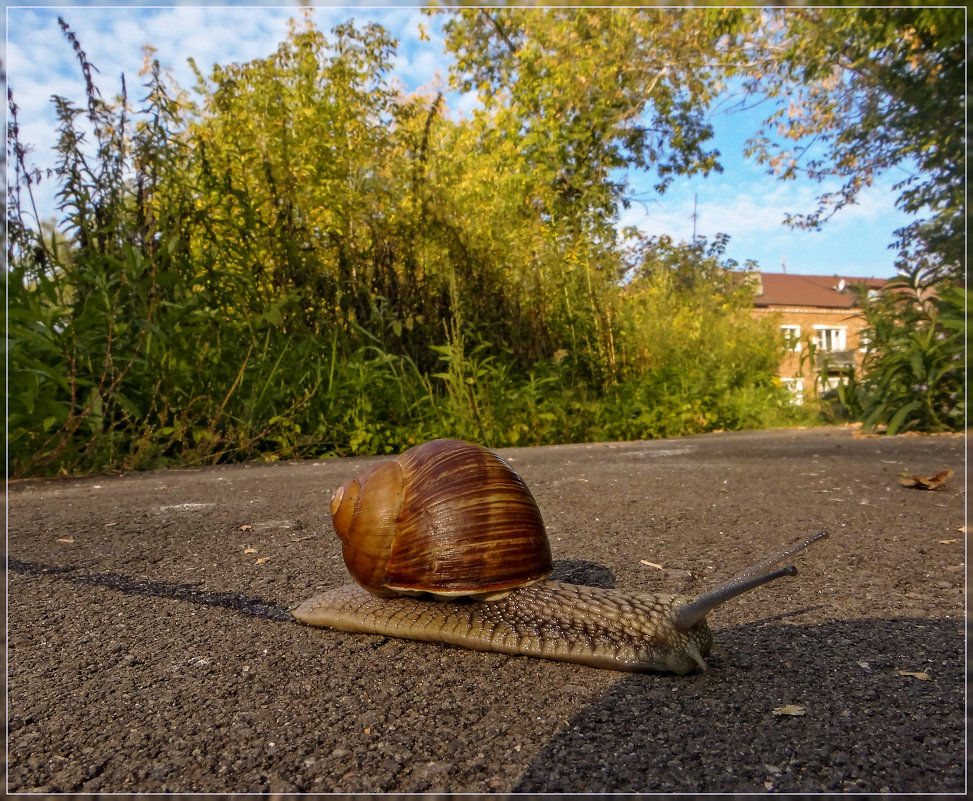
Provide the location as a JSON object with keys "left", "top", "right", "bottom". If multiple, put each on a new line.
{"left": 898, "top": 469, "right": 953, "bottom": 490}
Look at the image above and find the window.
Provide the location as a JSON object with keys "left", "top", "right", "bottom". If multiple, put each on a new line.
{"left": 781, "top": 377, "right": 804, "bottom": 405}
{"left": 813, "top": 325, "right": 847, "bottom": 352}
{"left": 780, "top": 325, "right": 802, "bottom": 352}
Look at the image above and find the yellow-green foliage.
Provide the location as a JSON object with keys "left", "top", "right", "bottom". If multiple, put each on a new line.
{"left": 8, "top": 14, "right": 852, "bottom": 476}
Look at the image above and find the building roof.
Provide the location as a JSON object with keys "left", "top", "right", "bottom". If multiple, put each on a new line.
{"left": 752, "top": 272, "right": 888, "bottom": 309}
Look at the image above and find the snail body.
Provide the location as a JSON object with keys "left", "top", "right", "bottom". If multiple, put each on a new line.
{"left": 294, "top": 439, "right": 827, "bottom": 674}
{"left": 292, "top": 579, "right": 716, "bottom": 674}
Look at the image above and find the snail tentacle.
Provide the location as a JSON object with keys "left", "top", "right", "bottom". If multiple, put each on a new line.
{"left": 670, "top": 531, "right": 829, "bottom": 632}
{"left": 669, "top": 565, "right": 796, "bottom": 632}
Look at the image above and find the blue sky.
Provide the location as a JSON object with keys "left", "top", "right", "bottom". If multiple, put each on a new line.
{"left": 6, "top": 2, "right": 916, "bottom": 279}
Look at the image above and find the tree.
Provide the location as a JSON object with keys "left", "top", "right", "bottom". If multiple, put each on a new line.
{"left": 605, "top": 232, "right": 789, "bottom": 437}
{"left": 184, "top": 16, "right": 403, "bottom": 330}
{"left": 7, "top": 11, "right": 818, "bottom": 475}
{"left": 430, "top": 7, "right": 745, "bottom": 381}
{"left": 435, "top": 7, "right": 729, "bottom": 215}
{"left": 723, "top": 7, "right": 965, "bottom": 280}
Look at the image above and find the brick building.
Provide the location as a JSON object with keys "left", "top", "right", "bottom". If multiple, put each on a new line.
{"left": 750, "top": 272, "right": 888, "bottom": 403}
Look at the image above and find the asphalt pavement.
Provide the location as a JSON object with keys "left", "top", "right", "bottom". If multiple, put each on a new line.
{"left": 6, "top": 427, "right": 966, "bottom": 793}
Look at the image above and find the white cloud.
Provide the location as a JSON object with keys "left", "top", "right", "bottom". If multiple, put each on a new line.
{"left": 394, "top": 48, "right": 444, "bottom": 88}
{"left": 619, "top": 168, "right": 910, "bottom": 278}
{"left": 449, "top": 90, "right": 481, "bottom": 119}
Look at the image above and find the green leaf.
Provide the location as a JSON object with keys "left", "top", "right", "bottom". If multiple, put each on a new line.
{"left": 887, "top": 400, "right": 922, "bottom": 436}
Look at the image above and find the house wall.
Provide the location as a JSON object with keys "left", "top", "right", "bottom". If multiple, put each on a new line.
{"left": 751, "top": 305, "right": 869, "bottom": 402}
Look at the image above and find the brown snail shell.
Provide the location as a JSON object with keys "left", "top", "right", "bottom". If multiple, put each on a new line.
{"left": 329, "top": 439, "right": 553, "bottom": 600}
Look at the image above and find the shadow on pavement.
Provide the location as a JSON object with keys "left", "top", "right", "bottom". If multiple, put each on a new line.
{"left": 7, "top": 558, "right": 295, "bottom": 622}
{"left": 513, "top": 616, "right": 965, "bottom": 793}
{"left": 7, "top": 556, "right": 618, "bottom": 624}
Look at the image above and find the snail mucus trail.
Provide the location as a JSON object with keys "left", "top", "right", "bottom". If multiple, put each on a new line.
{"left": 292, "top": 439, "right": 829, "bottom": 674}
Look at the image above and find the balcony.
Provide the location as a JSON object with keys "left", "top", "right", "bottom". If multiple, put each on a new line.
{"left": 814, "top": 349, "right": 856, "bottom": 370}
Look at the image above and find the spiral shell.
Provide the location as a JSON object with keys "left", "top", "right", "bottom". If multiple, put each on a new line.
{"left": 329, "top": 439, "right": 553, "bottom": 599}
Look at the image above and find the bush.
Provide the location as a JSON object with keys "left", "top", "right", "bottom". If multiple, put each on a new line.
{"left": 838, "top": 264, "right": 966, "bottom": 434}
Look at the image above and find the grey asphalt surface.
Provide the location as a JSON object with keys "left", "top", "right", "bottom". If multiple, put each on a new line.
{"left": 6, "top": 427, "right": 967, "bottom": 793}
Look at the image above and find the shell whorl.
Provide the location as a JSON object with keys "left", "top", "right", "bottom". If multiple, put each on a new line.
{"left": 329, "top": 439, "right": 553, "bottom": 599}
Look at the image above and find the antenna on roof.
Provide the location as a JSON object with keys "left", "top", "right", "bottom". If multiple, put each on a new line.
{"left": 837, "top": 278, "right": 846, "bottom": 292}
{"left": 781, "top": 256, "right": 787, "bottom": 274}
{"left": 691, "top": 193, "right": 698, "bottom": 243}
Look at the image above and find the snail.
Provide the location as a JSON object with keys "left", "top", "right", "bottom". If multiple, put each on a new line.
{"left": 292, "top": 438, "right": 828, "bottom": 674}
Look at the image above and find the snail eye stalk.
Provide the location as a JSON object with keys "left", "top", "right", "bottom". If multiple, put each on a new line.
{"left": 670, "top": 531, "right": 828, "bottom": 632}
